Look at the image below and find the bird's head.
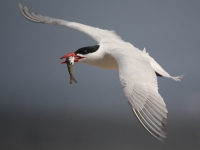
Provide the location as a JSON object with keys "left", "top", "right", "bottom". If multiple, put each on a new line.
{"left": 60, "top": 45, "right": 100, "bottom": 64}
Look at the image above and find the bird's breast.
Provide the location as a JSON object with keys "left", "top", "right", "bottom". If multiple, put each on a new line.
{"left": 83, "top": 53, "right": 119, "bottom": 70}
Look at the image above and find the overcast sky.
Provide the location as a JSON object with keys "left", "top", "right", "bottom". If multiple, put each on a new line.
{"left": 1, "top": 0, "right": 200, "bottom": 121}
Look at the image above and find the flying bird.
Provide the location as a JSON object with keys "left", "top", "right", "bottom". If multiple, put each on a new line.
{"left": 19, "top": 4, "right": 182, "bottom": 141}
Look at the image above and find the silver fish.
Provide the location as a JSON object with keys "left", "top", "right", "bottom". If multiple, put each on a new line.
{"left": 67, "top": 57, "right": 77, "bottom": 84}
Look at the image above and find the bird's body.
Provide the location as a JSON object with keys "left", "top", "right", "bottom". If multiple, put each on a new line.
{"left": 19, "top": 4, "right": 182, "bottom": 141}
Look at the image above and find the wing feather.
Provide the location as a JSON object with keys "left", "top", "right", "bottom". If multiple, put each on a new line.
{"left": 19, "top": 4, "right": 122, "bottom": 43}
{"left": 110, "top": 48, "right": 168, "bottom": 140}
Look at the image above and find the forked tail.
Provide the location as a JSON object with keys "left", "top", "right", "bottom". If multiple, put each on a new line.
{"left": 171, "top": 75, "right": 184, "bottom": 81}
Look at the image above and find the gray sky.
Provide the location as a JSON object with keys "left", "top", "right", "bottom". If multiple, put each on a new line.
{"left": 1, "top": 1, "right": 200, "bottom": 149}
{"left": 1, "top": 0, "right": 200, "bottom": 120}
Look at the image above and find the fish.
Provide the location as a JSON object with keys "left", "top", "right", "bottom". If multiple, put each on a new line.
{"left": 66, "top": 56, "right": 77, "bottom": 84}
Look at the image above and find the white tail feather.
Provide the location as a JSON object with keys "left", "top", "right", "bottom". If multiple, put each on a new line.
{"left": 171, "top": 75, "right": 184, "bottom": 81}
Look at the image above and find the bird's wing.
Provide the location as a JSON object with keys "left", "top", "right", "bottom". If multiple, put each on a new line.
{"left": 19, "top": 4, "right": 122, "bottom": 43}
{"left": 111, "top": 49, "right": 168, "bottom": 140}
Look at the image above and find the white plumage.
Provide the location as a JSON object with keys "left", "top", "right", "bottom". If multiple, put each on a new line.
{"left": 19, "top": 4, "right": 182, "bottom": 141}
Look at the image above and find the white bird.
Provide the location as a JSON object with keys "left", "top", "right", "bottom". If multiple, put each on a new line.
{"left": 19, "top": 4, "right": 182, "bottom": 141}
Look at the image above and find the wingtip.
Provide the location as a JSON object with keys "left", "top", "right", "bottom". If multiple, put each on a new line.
{"left": 19, "top": 3, "right": 25, "bottom": 14}
{"left": 19, "top": 3, "right": 23, "bottom": 9}
{"left": 132, "top": 108, "right": 167, "bottom": 141}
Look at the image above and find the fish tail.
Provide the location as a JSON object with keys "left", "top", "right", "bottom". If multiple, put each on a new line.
{"left": 72, "top": 76, "right": 77, "bottom": 83}
{"left": 70, "top": 76, "right": 77, "bottom": 84}
{"left": 70, "top": 78, "right": 72, "bottom": 84}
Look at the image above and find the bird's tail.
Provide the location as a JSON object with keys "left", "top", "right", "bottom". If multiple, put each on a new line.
{"left": 171, "top": 75, "right": 184, "bottom": 81}
{"left": 149, "top": 55, "right": 183, "bottom": 81}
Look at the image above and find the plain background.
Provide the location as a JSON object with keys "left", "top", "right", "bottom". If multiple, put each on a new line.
{"left": 0, "top": 0, "right": 200, "bottom": 150}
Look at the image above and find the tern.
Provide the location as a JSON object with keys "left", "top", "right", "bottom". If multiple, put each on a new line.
{"left": 19, "top": 4, "right": 182, "bottom": 141}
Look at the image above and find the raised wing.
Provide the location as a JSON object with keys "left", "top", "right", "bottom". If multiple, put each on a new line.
{"left": 111, "top": 48, "right": 168, "bottom": 140}
{"left": 19, "top": 4, "right": 122, "bottom": 43}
